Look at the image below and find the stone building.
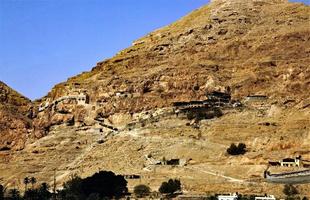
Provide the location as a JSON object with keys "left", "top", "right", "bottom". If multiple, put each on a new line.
{"left": 206, "top": 91, "right": 231, "bottom": 103}
{"left": 280, "top": 156, "right": 302, "bottom": 167}
{"left": 245, "top": 95, "right": 268, "bottom": 102}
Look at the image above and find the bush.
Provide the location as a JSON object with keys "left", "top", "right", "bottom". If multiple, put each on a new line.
{"left": 60, "top": 171, "right": 128, "bottom": 200}
{"left": 134, "top": 184, "right": 151, "bottom": 198}
{"left": 81, "top": 171, "right": 127, "bottom": 199}
{"left": 8, "top": 189, "right": 21, "bottom": 200}
{"left": 227, "top": 143, "right": 247, "bottom": 155}
{"left": 60, "top": 175, "right": 84, "bottom": 200}
{"left": 0, "top": 171, "right": 127, "bottom": 200}
{"left": 0, "top": 184, "right": 4, "bottom": 200}
{"left": 86, "top": 193, "right": 100, "bottom": 200}
{"left": 159, "top": 179, "right": 181, "bottom": 194}
{"left": 283, "top": 184, "right": 298, "bottom": 196}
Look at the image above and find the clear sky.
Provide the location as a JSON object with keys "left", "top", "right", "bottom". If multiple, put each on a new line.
{"left": 0, "top": 0, "right": 309, "bottom": 100}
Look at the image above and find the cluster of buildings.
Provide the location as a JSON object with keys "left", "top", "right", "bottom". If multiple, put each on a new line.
{"left": 144, "top": 155, "right": 188, "bottom": 170}
{"left": 173, "top": 91, "right": 269, "bottom": 113}
{"left": 38, "top": 93, "right": 89, "bottom": 112}
{"left": 173, "top": 91, "right": 234, "bottom": 110}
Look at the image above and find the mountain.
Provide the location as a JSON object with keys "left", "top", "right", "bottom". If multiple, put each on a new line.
{"left": 0, "top": 81, "right": 32, "bottom": 151}
{"left": 0, "top": 0, "right": 309, "bottom": 196}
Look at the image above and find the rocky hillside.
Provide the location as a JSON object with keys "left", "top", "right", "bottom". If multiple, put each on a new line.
{"left": 30, "top": 0, "right": 310, "bottom": 136}
{"left": 0, "top": 0, "right": 309, "bottom": 196}
{"left": 0, "top": 81, "right": 32, "bottom": 150}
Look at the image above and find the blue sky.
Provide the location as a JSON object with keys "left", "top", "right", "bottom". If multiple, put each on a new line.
{"left": 0, "top": 0, "right": 309, "bottom": 100}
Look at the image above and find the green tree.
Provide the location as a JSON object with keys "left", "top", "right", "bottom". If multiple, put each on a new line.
{"left": 24, "top": 188, "right": 40, "bottom": 200}
{"left": 24, "top": 177, "right": 30, "bottom": 192}
{"left": 59, "top": 171, "right": 128, "bottom": 200}
{"left": 60, "top": 175, "right": 84, "bottom": 200}
{"left": 0, "top": 184, "right": 5, "bottom": 200}
{"left": 134, "top": 184, "right": 151, "bottom": 198}
{"left": 86, "top": 193, "right": 100, "bottom": 200}
{"left": 81, "top": 171, "right": 128, "bottom": 199}
{"left": 30, "top": 177, "right": 37, "bottom": 189}
{"left": 283, "top": 184, "right": 298, "bottom": 197}
{"left": 227, "top": 143, "right": 246, "bottom": 155}
{"left": 38, "top": 183, "right": 51, "bottom": 200}
{"left": 8, "top": 188, "right": 21, "bottom": 200}
{"left": 159, "top": 179, "right": 181, "bottom": 195}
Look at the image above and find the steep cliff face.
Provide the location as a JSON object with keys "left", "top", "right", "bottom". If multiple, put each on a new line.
{"left": 0, "top": 82, "right": 32, "bottom": 150}
{"left": 1, "top": 0, "right": 310, "bottom": 195}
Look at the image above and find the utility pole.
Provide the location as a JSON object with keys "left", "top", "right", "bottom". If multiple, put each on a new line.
{"left": 53, "top": 169, "right": 56, "bottom": 200}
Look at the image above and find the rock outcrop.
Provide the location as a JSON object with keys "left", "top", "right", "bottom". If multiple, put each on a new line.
{"left": 0, "top": 82, "right": 32, "bottom": 150}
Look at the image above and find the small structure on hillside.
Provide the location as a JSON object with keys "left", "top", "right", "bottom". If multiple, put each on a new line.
{"left": 173, "top": 91, "right": 232, "bottom": 110}
{"left": 173, "top": 101, "right": 207, "bottom": 108}
{"left": 144, "top": 155, "right": 162, "bottom": 165}
{"left": 144, "top": 155, "right": 188, "bottom": 167}
{"left": 217, "top": 193, "right": 238, "bottom": 200}
{"left": 255, "top": 195, "right": 276, "bottom": 200}
{"left": 123, "top": 174, "right": 141, "bottom": 179}
{"left": 280, "top": 156, "right": 302, "bottom": 167}
{"left": 268, "top": 156, "right": 302, "bottom": 167}
{"left": 245, "top": 95, "right": 268, "bottom": 102}
{"left": 38, "top": 101, "right": 50, "bottom": 112}
{"left": 268, "top": 161, "right": 281, "bottom": 166}
{"left": 244, "top": 95, "right": 269, "bottom": 112}
{"left": 76, "top": 94, "right": 89, "bottom": 105}
{"left": 115, "top": 91, "right": 131, "bottom": 98}
{"left": 206, "top": 91, "right": 231, "bottom": 103}
{"left": 163, "top": 158, "right": 187, "bottom": 167}
{"left": 38, "top": 93, "right": 89, "bottom": 112}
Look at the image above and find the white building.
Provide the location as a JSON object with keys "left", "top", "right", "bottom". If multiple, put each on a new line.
{"left": 76, "top": 94, "right": 88, "bottom": 105}
{"left": 255, "top": 195, "right": 276, "bottom": 200}
{"left": 280, "top": 156, "right": 301, "bottom": 167}
{"left": 217, "top": 193, "right": 238, "bottom": 200}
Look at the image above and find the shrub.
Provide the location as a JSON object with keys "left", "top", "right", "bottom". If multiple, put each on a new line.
{"left": 81, "top": 171, "right": 127, "bottom": 199}
{"left": 283, "top": 184, "right": 298, "bottom": 196}
{"left": 159, "top": 179, "right": 181, "bottom": 194}
{"left": 61, "top": 175, "right": 84, "bottom": 200}
{"left": 134, "top": 184, "right": 151, "bottom": 198}
{"left": 24, "top": 189, "right": 40, "bottom": 200}
{"left": 60, "top": 171, "right": 127, "bottom": 200}
{"left": 227, "top": 143, "right": 247, "bottom": 155}
{"left": 86, "top": 193, "right": 100, "bottom": 200}
{"left": 0, "top": 184, "right": 4, "bottom": 200}
{"left": 8, "top": 188, "right": 21, "bottom": 200}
